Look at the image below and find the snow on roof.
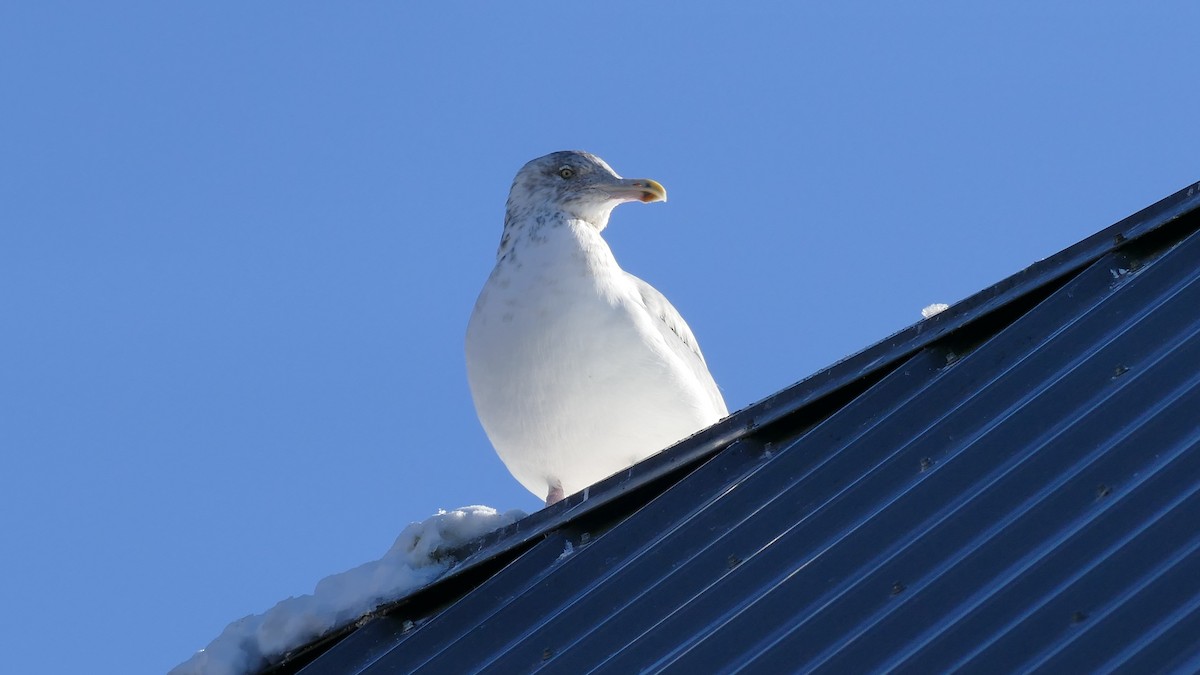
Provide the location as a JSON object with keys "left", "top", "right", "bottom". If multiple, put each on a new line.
{"left": 170, "top": 506, "right": 524, "bottom": 675}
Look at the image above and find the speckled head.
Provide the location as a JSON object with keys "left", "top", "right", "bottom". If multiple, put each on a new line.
{"left": 504, "top": 151, "right": 667, "bottom": 233}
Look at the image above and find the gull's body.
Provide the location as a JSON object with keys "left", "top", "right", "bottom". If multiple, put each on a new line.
{"left": 465, "top": 151, "right": 726, "bottom": 505}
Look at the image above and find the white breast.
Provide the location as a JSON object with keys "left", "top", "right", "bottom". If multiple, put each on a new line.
{"left": 465, "top": 216, "right": 725, "bottom": 502}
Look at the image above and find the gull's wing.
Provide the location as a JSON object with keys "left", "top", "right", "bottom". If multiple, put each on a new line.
{"left": 626, "top": 272, "right": 728, "bottom": 417}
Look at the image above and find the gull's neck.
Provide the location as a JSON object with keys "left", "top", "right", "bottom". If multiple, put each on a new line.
{"left": 497, "top": 202, "right": 613, "bottom": 262}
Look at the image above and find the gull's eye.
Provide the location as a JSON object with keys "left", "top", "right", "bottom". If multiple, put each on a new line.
{"left": 558, "top": 167, "right": 575, "bottom": 179}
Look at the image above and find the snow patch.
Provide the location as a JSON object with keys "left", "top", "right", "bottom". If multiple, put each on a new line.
{"left": 171, "top": 505, "right": 524, "bottom": 675}
{"left": 921, "top": 303, "right": 950, "bottom": 318}
{"left": 557, "top": 540, "right": 575, "bottom": 560}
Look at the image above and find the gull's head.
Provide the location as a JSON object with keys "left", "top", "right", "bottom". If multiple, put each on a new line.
{"left": 506, "top": 151, "right": 667, "bottom": 231}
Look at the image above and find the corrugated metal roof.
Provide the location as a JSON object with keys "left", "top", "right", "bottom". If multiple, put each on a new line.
{"left": 272, "top": 181, "right": 1200, "bottom": 675}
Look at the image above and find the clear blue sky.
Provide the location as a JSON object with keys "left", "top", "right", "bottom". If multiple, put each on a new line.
{"left": 2, "top": 4, "right": 1196, "bottom": 673}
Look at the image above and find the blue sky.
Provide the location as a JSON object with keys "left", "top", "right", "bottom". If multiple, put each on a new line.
{"left": 2, "top": 4, "right": 1197, "bottom": 673}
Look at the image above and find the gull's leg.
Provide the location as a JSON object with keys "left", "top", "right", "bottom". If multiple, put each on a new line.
{"left": 546, "top": 482, "right": 564, "bottom": 506}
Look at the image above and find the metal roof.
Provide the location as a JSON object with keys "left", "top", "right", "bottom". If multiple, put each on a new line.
{"left": 271, "top": 180, "right": 1200, "bottom": 675}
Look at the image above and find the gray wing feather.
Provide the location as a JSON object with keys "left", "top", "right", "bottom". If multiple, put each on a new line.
{"left": 627, "top": 273, "right": 728, "bottom": 416}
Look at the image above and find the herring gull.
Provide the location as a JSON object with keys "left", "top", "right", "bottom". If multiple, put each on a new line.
{"left": 465, "top": 151, "right": 727, "bottom": 506}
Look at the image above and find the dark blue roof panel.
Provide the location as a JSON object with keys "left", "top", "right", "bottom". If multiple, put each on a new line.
{"left": 270, "top": 180, "right": 1200, "bottom": 675}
